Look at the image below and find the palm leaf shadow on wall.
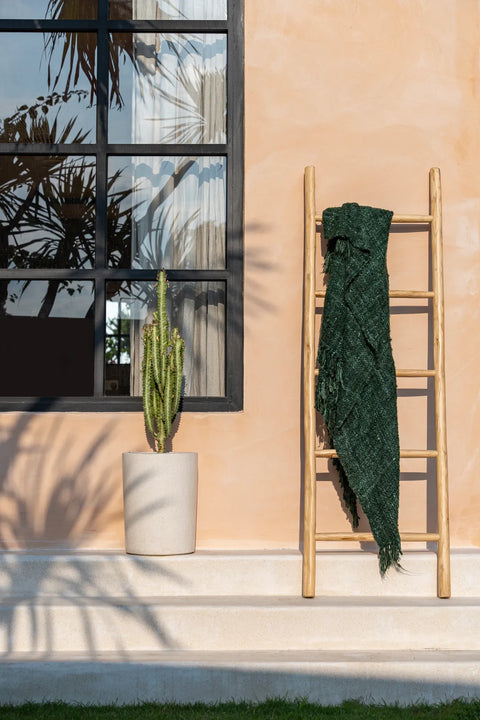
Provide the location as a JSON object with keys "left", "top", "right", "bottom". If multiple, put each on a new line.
{"left": 0, "top": 411, "right": 183, "bottom": 655}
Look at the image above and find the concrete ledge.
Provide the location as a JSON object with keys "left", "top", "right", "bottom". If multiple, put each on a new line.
{"left": 1, "top": 650, "right": 480, "bottom": 706}
{"left": 1, "top": 595, "right": 480, "bottom": 653}
{"left": 0, "top": 549, "right": 478, "bottom": 597}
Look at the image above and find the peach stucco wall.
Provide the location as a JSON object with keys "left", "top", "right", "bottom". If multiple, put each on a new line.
{"left": 1, "top": 0, "right": 480, "bottom": 550}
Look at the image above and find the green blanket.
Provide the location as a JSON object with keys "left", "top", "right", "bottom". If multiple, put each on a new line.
{"left": 315, "top": 202, "right": 402, "bottom": 573}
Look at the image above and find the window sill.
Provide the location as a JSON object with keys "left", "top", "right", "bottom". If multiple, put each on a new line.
{"left": 0, "top": 396, "right": 242, "bottom": 413}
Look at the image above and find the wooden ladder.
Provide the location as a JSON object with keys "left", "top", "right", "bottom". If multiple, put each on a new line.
{"left": 302, "top": 166, "right": 450, "bottom": 599}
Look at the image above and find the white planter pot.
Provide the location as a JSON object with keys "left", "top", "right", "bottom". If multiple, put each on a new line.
{"left": 122, "top": 452, "right": 198, "bottom": 556}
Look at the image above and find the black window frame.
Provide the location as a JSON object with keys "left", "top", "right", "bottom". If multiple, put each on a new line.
{"left": 0, "top": 0, "right": 244, "bottom": 412}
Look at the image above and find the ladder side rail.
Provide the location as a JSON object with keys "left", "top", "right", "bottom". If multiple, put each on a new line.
{"left": 302, "top": 167, "right": 450, "bottom": 599}
{"left": 302, "top": 166, "right": 318, "bottom": 598}
{"left": 430, "top": 167, "right": 451, "bottom": 598}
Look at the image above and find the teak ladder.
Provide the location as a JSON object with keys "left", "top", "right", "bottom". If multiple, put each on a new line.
{"left": 302, "top": 166, "right": 450, "bottom": 599}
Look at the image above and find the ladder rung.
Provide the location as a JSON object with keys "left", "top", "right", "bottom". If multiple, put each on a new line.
{"left": 396, "top": 369, "right": 436, "bottom": 377}
{"left": 315, "top": 290, "right": 434, "bottom": 298}
{"left": 389, "top": 290, "right": 434, "bottom": 298}
{"left": 315, "top": 449, "right": 438, "bottom": 459}
{"left": 315, "top": 213, "right": 433, "bottom": 224}
{"left": 314, "top": 532, "right": 440, "bottom": 542}
{"left": 391, "top": 214, "right": 433, "bottom": 224}
{"left": 314, "top": 368, "right": 436, "bottom": 377}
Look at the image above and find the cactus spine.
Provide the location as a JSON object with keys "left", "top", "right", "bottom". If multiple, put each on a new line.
{"left": 142, "top": 271, "right": 185, "bottom": 452}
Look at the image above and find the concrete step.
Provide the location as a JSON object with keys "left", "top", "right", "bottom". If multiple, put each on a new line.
{"left": 1, "top": 649, "right": 480, "bottom": 706}
{"left": 1, "top": 549, "right": 479, "bottom": 597}
{"left": 1, "top": 594, "right": 480, "bottom": 654}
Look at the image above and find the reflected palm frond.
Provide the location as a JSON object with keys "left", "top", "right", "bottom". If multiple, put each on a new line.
{"left": 110, "top": 0, "right": 189, "bottom": 21}
{"left": 46, "top": 0, "right": 98, "bottom": 21}
{"left": 0, "top": 100, "right": 92, "bottom": 312}
{"left": 107, "top": 169, "right": 139, "bottom": 268}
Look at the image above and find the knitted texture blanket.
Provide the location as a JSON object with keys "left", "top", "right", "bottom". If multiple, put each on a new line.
{"left": 315, "top": 202, "right": 402, "bottom": 573}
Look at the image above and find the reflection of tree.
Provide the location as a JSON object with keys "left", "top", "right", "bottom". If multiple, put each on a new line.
{"left": 44, "top": 0, "right": 216, "bottom": 120}
{"left": 0, "top": 96, "right": 90, "bottom": 316}
{"left": 132, "top": 158, "right": 197, "bottom": 267}
{"left": 1, "top": 5, "right": 226, "bottom": 396}
{"left": 153, "top": 45, "right": 226, "bottom": 144}
{"left": 44, "top": 1, "right": 198, "bottom": 109}
{"left": 0, "top": 93, "right": 89, "bottom": 258}
{"left": 0, "top": 96, "right": 135, "bottom": 318}
{"left": 45, "top": 0, "right": 126, "bottom": 108}
{"left": 106, "top": 314, "right": 131, "bottom": 365}
{"left": 0, "top": 105, "right": 203, "bottom": 320}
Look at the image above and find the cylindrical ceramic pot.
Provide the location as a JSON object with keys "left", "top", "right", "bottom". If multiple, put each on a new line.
{"left": 122, "top": 452, "right": 198, "bottom": 555}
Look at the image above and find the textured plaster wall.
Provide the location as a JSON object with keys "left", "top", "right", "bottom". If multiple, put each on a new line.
{"left": 1, "top": 0, "right": 479, "bottom": 550}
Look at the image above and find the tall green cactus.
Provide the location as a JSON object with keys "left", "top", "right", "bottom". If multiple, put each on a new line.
{"left": 142, "top": 271, "right": 185, "bottom": 453}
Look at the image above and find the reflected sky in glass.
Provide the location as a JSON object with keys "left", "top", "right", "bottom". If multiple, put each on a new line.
{"left": 2, "top": 280, "right": 94, "bottom": 318}
{"left": 0, "top": 33, "right": 96, "bottom": 142}
{"left": 0, "top": 0, "right": 97, "bottom": 18}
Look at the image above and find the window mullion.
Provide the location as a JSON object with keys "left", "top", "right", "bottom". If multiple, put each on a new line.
{"left": 225, "top": 0, "right": 244, "bottom": 409}
{"left": 94, "top": 6, "right": 109, "bottom": 397}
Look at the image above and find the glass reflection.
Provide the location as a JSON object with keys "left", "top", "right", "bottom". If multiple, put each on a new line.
{"left": 0, "top": 33, "right": 96, "bottom": 142}
{"left": 0, "top": 1, "right": 97, "bottom": 19}
{"left": 0, "top": 156, "right": 96, "bottom": 270}
{"left": 0, "top": 280, "right": 94, "bottom": 396}
{"left": 106, "top": 280, "right": 225, "bottom": 397}
{"left": 110, "top": 0, "right": 227, "bottom": 20}
{"left": 109, "top": 33, "right": 226, "bottom": 144}
{"left": 107, "top": 156, "right": 225, "bottom": 270}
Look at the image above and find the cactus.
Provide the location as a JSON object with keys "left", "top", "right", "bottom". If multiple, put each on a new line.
{"left": 142, "top": 271, "right": 185, "bottom": 453}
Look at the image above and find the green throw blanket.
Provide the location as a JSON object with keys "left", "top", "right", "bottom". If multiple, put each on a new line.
{"left": 315, "top": 202, "right": 402, "bottom": 573}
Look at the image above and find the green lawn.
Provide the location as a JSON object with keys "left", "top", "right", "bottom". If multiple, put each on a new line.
{"left": 1, "top": 699, "right": 480, "bottom": 720}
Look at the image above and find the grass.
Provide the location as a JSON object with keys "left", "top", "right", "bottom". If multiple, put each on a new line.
{"left": 1, "top": 699, "right": 480, "bottom": 720}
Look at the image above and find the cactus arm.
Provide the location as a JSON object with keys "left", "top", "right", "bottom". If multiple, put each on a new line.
{"left": 151, "top": 324, "right": 162, "bottom": 390}
{"left": 142, "top": 329, "right": 156, "bottom": 441}
{"left": 172, "top": 330, "right": 185, "bottom": 418}
{"left": 151, "top": 377, "right": 163, "bottom": 431}
{"left": 141, "top": 270, "right": 185, "bottom": 453}
{"left": 157, "top": 271, "right": 170, "bottom": 388}
{"left": 163, "top": 356, "right": 173, "bottom": 440}
{"left": 158, "top": 271, "right": 170, "bottom": 342}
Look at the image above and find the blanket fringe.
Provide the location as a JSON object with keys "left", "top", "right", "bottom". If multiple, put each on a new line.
{"left": 379, "top": 541, "right": 403, "bottom": 575}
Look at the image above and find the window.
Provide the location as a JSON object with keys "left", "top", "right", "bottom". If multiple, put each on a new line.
{"left": 0, "top": 0, "right": 243, "bottom": 411}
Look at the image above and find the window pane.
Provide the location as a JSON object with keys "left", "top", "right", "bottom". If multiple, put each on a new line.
{"left": 0, "top": 156, "right": 96, "bottom": 270}
{"left": 109, "top": 33, "right": 226, "bottom": 144}
{"left": 0, "top": 33, "right": 96, "bottom": 143}
{"left": 0, "top": 1, "right": 97, "bottom": 19}
{"left": 106, "top": 280, "right": 225, "bottom": 397}
{"left": 107, "top": 156, "right": 225, "bottom": 270}
{"left": 110, "top": 0, "right": 227, "bottom": 20}
{"left": 0, "top": 280, "right": 94, "bottom": 396}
